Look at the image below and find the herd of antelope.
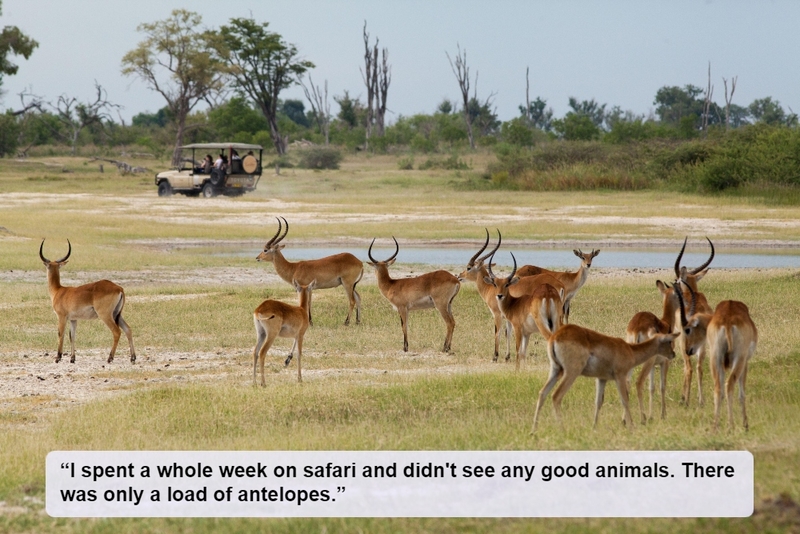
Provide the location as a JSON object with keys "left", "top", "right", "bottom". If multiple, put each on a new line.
{"left": 38, "top": 218, "right": 757, "bottom": 432}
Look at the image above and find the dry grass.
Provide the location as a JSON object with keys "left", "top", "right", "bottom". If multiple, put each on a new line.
{"left": 0, "top": 154, "right": 799, "bottom": 533}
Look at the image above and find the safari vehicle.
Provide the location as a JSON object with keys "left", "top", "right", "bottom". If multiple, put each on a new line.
{"left": 155, "top": 143, "right": 263, "bottom": 198}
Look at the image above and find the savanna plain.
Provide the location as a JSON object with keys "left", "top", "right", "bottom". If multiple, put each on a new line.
{"left": 1, "top": 152, "right": 799, "bottom": 533}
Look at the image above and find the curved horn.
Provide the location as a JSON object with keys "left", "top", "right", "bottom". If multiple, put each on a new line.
{"left": 39, "top": 239, "right": 49, "bottom": 263}
{"left": 675, "top": 281, "right": 688, "bottom": 327}
{"left": 487, "top": 251, "right": 497, "bottom": 280}
{"left": 684, "top": 279, "right": 697, "bottom": 318}
{"left": 388, "top": 236, "right": 400, "bottom": 263}
{"left": 509, "top": 251, "right": 518, "bottom": 280}
{"left": 264, "top": 217, "right": 283, "bottom": 248}
{"left": 368, "top": 238, "right": 378, "bottom": 263}
{"left": 467, "top": 229, "right": 490, "bottom": 266}
{"left": 478, "top": 229, "right": 502, "bottom": 263}
{"left": 51, "top": 239, "right": 72, "bottom": 264}
{"left": 368, "top": 237, "right": 400, "bottom": 263}
{"left": 276, "top": 216, "right": 290, "bottom": 245}
{"left": 690, "top": 237, "right": 715, "bottom": 275}
{"left": 674, "top": 237, "right": 688, "bottom": 279}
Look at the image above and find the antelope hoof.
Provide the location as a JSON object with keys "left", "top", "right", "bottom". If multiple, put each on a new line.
{"left": 107, "top": 354, "right": 114, "bottom": 364}
{"left": 344, "top": 317, "right": 350, "bottom": 326}
{"left": 55, "top": 353, "right": 62, "bottom": 363}
{"left": 130, "top": 354, "right": 136, "bottom": 364}
{"left": 70, "top": 355, "right": 76, "bottom": 364}
{"left": 284, "top": 355, "right": 293, "bottom": 367}
{"left": 505, "top": 354, "right": 511, "bottom": 362}
{"left": 492, "top": 355, "right": 499, "bottom": 363}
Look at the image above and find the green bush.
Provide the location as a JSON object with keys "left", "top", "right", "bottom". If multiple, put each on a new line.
{"left": 418, "top": 153, "right": 469, "bottom": 170}
{"left": 296, "top": 146, "right": 343, "bottom": 170}
{"left": 397, "top": 155, "right": 414, "bottom": 170}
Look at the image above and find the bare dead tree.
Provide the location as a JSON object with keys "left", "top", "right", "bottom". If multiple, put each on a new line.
{"left": 722, "top": 75, "right": 738, "bottom": 130}
{"left": 12, "top": 90, "right": 44, "bottom": 157}
{"left": 447, "top": 44, "right": 475, "bottom": 149}
{"left": 525, "top": 66, "right": 531, "bottom": 125}
{"left": 702, "top": 62, "right": 714, "bottom": 136}
{"left": 375, "top": 47, "right": 391, "bottom": 137}
{"left": 360, "top": 21, "right": 377, "bottom": 150}
{"left": 47, "top": 82, "right": 120, "bottom": 154}
{"left": 301, "top": 74, "right": 331, "bottom": 145}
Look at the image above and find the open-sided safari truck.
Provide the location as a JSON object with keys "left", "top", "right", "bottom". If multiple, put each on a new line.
{"left": 155, "top": 143, "right": 263, "bottom": 198}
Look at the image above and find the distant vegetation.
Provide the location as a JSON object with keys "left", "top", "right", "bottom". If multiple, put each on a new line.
{"left": 2, "top": 6, "right": 799, "bottom": 201}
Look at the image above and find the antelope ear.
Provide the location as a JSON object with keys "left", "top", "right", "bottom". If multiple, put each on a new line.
{"left": 558, "top": 288, "right": 565, "bottom": 300}
{"left": 508, "top": 276, "right": 520, "bottom": 286}
{"left": 309, "top": 279, "right": 317, "bottom": 290}
{"left": 592, "top": 249, "right": 600, "bottom": 257}
{"left": 483, "top": 276, "right": 494, "bottom": 286}
{"left": 275, "top": 244, "right": 286, "bottom": 251}
{"left": 573, "top": 249, "right": 582, "bottom": 258}
{"left": 386, "top": 257, "right": 397, "bottom": 266}
{"left": 694, "top": 268, "right": 708, "bottom": 282}
{"left": 656, "top": 280, "right": 668, "bottom": 294}
{"left": 59, "top": 260, "right": 69, "bottom": 266}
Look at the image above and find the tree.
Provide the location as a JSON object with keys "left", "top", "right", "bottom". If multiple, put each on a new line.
{"left": 46, "top": 82, "right": 119, "bottom": 154}
{"left": 214, "top": 17, "right": 314, "bottom": 155}
{"left": 568, "top": 97, "right": 607, "bottom": 129}
{"left": 301, "top": 75, "right": 331, "bottom": 144}
{"left": 207, "top": 96, "right": 267, "bottom": 140}
{"left": 446, "top": 45, "right": 475, "bottom": 149}
{"left": 121, "top": 10, "right": 225, "bottom": 166}
{"left": 653, "top": 85, "right": 705, "bottom": 127}
{"left": 552, "top": 113, "right": 600, "bottom": 141}
{"left": 281, "top": 99, "right": 309, "bottom": 127}
{"left": 0, "top": 1, "right": 38, "bottom": 92}
{"left": 334, "top": 91, "right": 363, "bottom": 128}
{"left": 519, "top": 97, "right": 553, "bottom": 131}
{"left": 748, "top": 97, "right": 798, "bottom": 126}
{"left": 360, "top": 22, "right": 391, "bottom": 148}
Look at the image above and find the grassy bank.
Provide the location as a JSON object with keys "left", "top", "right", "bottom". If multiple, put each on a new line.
{"left": 0, "top": 154, "right": 799, "bottom": 532}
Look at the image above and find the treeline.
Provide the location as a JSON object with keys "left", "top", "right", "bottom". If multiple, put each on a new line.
{"left": 1, "top": 6, "right": 799, "bottom": 197}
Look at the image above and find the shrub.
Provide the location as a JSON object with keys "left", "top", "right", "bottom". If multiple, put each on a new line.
{"left": 397, "top": 155, "right": 414, "bottom": 170}
{"left": 297, "top": 146, "right": 342, "bottom": 169}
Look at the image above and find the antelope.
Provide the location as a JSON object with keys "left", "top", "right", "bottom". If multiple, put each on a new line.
{"left": 483, "top": 251, "right": 565, "bottom": 370}
{"left": 256, "top": 217, "right": 363, "bottom": 326}
{"left": 39, "top": 239, "right": 135, "bottom": 364}
{"left": 673, "top": 237, "right": 715, "bottom": 406}
{"left": 515, "top": 249, "right": 600, "bottom": 323}
{"left": 457, "top": 229, "right": 511, "bottom": 362}
{"left": 625, "top": 280, "right": 681, "bottom": 423}
{"left": 367, "top": 237, "right": 461, "bottom": 353}
{"left": 253, "top": 280, "right": 315, "bottom": 385}
{"left": 675, "top": 283, "right": 758, "bottom": 431}
{"left": 531, "top": 323, "right": 677, "bottom": 432}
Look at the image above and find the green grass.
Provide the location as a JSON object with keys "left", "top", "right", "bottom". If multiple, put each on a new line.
{"left": 0, "top": 154, "right": 799, "bottom": 532}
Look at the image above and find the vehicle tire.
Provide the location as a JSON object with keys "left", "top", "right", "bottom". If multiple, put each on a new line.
{"left": 210, "top": 168, "right": 224, "bottom": 186}
{"left": 202, "top": 182, "right": 216, "bottom": 198}
{"left": 157, "top": 181, "right": 173, "bottom": 197}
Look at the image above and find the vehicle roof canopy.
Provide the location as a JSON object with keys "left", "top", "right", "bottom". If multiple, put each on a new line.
{"left": 181, "top": 143, "right": 264, "bottom": 150}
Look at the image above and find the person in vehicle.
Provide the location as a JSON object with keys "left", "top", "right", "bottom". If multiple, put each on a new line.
{"left": 202, "top": 154, "right": 213, "bottom": 174}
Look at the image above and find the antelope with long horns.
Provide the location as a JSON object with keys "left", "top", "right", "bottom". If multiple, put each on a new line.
{"left": 256, "top": 217, "right": 363, "bottom": 326}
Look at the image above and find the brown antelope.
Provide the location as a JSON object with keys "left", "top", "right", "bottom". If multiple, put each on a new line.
{"left": 531, "top": 323, "right": 677, "bottom": 432}
{"left": 484, "top": 251, "right": 565, "bottom": 370}
{"left": 626, "top": 280, "right": 681, "bottom": 423}
{"left": 675, "top": 282, "right": 758, "bottom": 430}
{"left": 256, "top": 217, "right": 363, "bottom": 326}
{"left": 673, "top": 237, "right": 715, "bottom": 406}
{"left": 515, "top": 249, "right": 600, "bottom": 323}
{"left": 253, "top": 280, "right": 316, "bottom": 385}
{"left": 457, "top": 229, "right": 512, "bottom": 362}
{"left": 39, "top": 240, "right": 135, "bottom": 364}
{"left": 367, "top": 237, "right": 461, "bottom": 353}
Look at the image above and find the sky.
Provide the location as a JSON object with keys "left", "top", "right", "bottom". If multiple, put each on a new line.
{"left": 2, "top": 1, "right": 800, "bottom": 125}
